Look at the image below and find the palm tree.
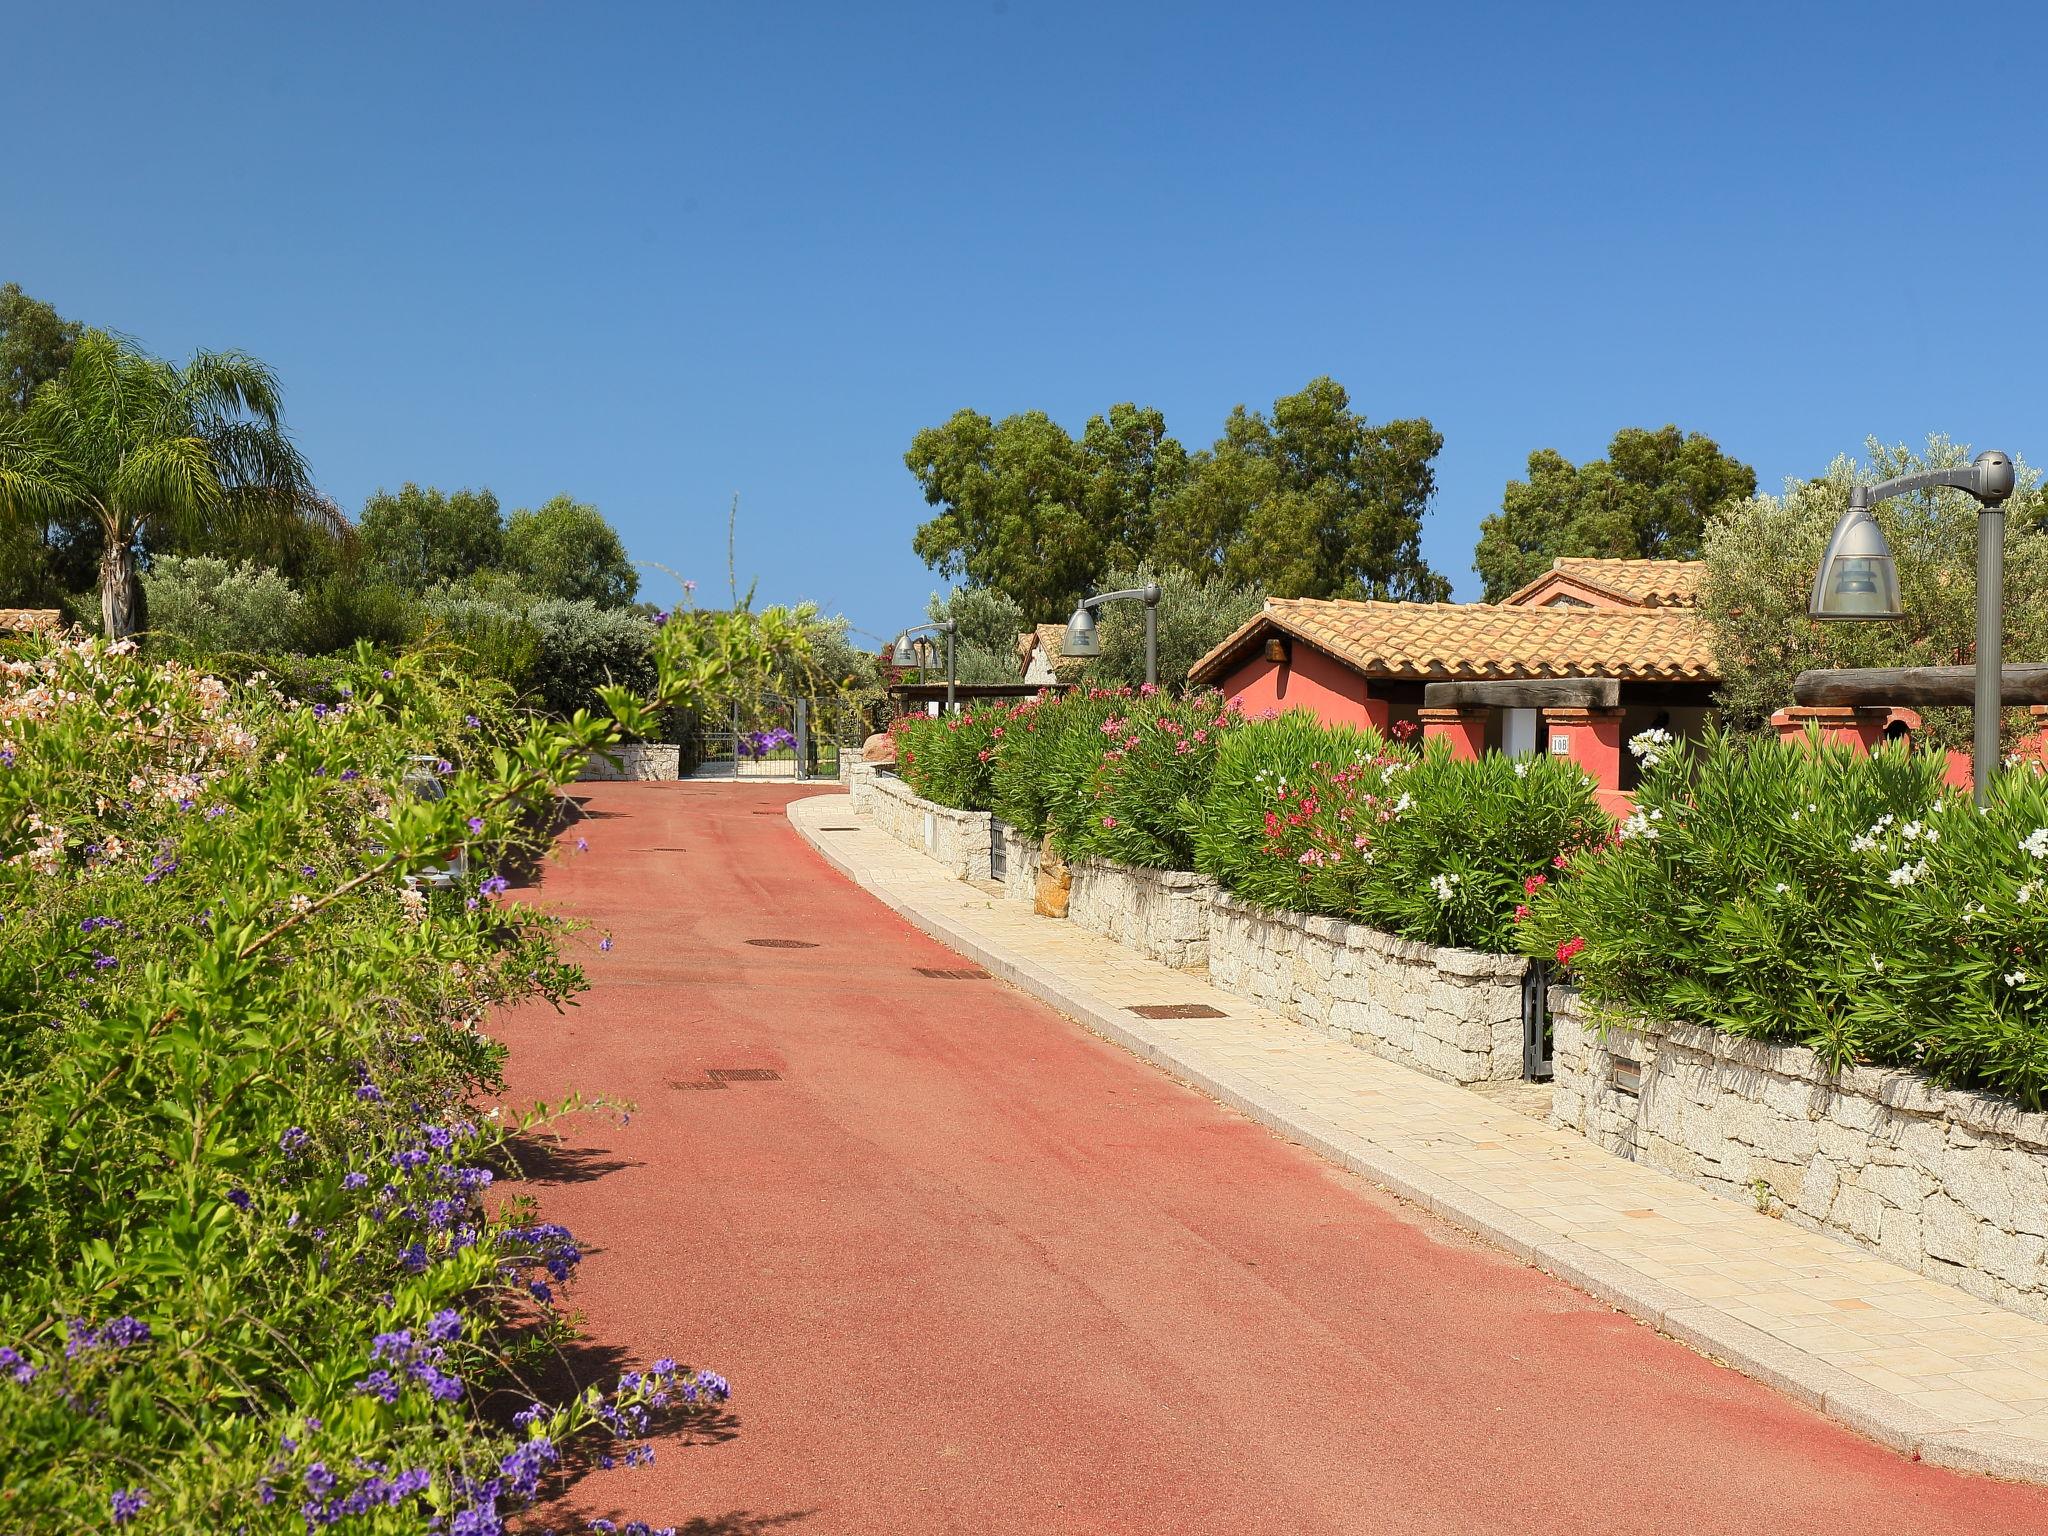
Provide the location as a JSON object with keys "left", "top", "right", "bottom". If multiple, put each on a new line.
{"left": 0, "top": 329, "right": 311, "bottom": 639}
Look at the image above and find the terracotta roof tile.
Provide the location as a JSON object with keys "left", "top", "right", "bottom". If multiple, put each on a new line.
{"left": 1188, "top": 597, "right": 1717, "bottom": 686}
{"left": 1507, "top": 558, "right": 1702, "bottom": 608}
{"left": 1024, "top": 622, "right": 1087, "bottom": 677}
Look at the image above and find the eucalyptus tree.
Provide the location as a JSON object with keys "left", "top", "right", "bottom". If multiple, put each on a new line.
{"left": 0, "top": 329, "right": 310, "bottom": 638}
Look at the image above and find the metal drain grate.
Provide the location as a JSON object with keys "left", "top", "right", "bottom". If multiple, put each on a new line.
{"left": 707, "top": 1067, "right": 781, "bottom": 1082}
{"left": 670, "top": 1078, "right": 729, "bottom": 1091}
{"left": 915, "top": 966, "right": 990, "bottom": 980}
{"left": 1128, "top": 1002, "right": 1227, "bottom": 1019}
{"left": 817, "top": 826, "right": 860, "bottom": 832}
{"left": 746, "top": 938, "right": 818, "bottom": 949}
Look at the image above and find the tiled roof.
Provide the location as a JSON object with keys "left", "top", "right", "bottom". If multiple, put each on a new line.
{"left": 1187, "top": 597, "right": 1717, "bottom": 686}
{"left": 1505, "top": 558, "right": 1703, "bottom": 608}
{"left": 1022, "top": 622, "right": 1087, "bottom": 678}
{"left": 0, "top": 609, "right": 61, "bottom": 633}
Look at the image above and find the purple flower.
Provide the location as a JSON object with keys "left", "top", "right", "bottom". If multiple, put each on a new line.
{"left": 91, "top": 952, "right": 118, "bottom": 971}
{"left": 305, "top": 1462, "right": 336, "bottom": 1497}
{"left": 355, "top": 1368, "right": 399, "bottom": 1404}
{"left": 599, "top": 936, "right": 613, "bottom": 953}
{"left": 478, "top": 876, "right": 508, "bottom": 899}
{"left": 381, "top": 669, "right": 394, "bottom": 679}
{"left": 466, "top": 817, "right": 484, "bottom": 835}
{"left": 465, "top": 714, "right": 482, "bottom": 729}
{"left": 300, "top": 864, "right": 317, "bottom": 877}
{"left": 204, "top": 803, "right": 229, "bottom": 819}
{"left": 575, "top": 837, "right": 588, "bottom": 853}
{"left": 227, "top": 1187, "right": 252, "bottom": 1211}
{"left": 342, "top": 1171, "right": 368, "bottom": 1190}
{"left": 340, "top": 768, "right": 359, "bottom": 781}
{"left": 427, "top": 1309, "right": 463, "bottom": 1343}
{"left": 434, "top": 759, "right": 454, "bottom": 777}
{"left": 279, "top": 1126, "right": 311, "bottom": 1159}
{"left": 80, "top": 916, "right": 121, "bottom": 933}
{"left": 110, "top": 1488, "right": 147, "bottom": 1525}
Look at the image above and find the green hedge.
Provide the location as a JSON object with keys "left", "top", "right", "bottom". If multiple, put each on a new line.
{"left": 890, "top": 691, "right": 1609, "bottom": 951}
{"left": 0, "top": 636, "right": 724, "bottom": 1530}
{"left": 1194, "top": 713, "right": 1610, "bottom": 951}
{"left": 1520, "top": 732, "right": 2048, "bottom": 1106}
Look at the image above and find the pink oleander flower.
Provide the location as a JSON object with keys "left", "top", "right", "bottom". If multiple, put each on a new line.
{"left": 1556, "top": 936, "right": 1585, "bottom": 966}
{"left": 1101, "top": 816, "right": 1117, "bottom": 828}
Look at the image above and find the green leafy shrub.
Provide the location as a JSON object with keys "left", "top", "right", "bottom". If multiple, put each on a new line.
{"left": 1043, "top": 688, "right": 1240, "bottom": 868}
{"left": 894, "top": 704, "right": 1006, "bottom": 809}
{"left": 1520, "top": 731, "right": 2048, "bottom": 1104}
{"left": 0, "top": 632, "right": 735, "bottom": 1530}
{"left": 143, "top": 554, "right": 307, "bottom": 657}
{"left": 989, "top": 691, "right": 1119, "bottom": 837}
{"left": 1196, "top": 712, "right": 1610, "bottom": 950}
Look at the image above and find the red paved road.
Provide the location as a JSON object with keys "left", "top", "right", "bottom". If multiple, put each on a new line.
{"left": 496, "top": 782, "right": 2048, "bottom": 1535}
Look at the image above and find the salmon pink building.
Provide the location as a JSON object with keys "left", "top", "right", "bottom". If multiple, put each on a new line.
{"left": 1186, "top": 559, "right": 1717, "bottom": 805}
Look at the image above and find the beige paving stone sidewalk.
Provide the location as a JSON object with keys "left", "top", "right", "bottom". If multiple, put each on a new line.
{"left": 789, "top": 791, "right": 2048, "bottom": 1483}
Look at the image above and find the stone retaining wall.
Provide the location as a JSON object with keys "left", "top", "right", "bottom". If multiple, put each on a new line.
{"left": 847, "top": 767, "right": 993, "bottom": 882}
{"left": 1551, "top": 992, "right": 2048, "bottom": 1322}
{"left": 579, "top": 743, "right": 680, "bottom": 781}
{"left": 1067, "top": 858, "right": 1217, "bottom": 970}
{"left": 999, "top": 826, "right": 1041, "bottom": 904}
{"left": 1207, "top": 894, "right": 1528, "bottom": 1084}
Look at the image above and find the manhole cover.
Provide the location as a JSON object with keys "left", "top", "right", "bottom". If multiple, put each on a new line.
{"left": 746, "top": 938, "right": 818, "bottom": 949}
{"left": 1128, "top": 1003, "right": 1227, "bottom": 1019}
{"left": 670, "top": 1079, "right": 729, "bottom": 1091}
{"left": 916, "top": 966, "right": 990, "bottom": 980}
{"left": 707, "top": 1068, "right": 781, "bottom": 1082}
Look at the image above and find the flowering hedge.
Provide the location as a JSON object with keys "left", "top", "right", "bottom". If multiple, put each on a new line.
{"left": 888, "top": 692, "right": 1607, "bottom": 949}
{"left": 1519, "top": 731, "right": 2048, "bottom": 1106}
{"left": 0, "top": 626, "right": 764, "bottom": 1532}
{"left": 1193, "top": 712, "right": 1610, "bottom": 951}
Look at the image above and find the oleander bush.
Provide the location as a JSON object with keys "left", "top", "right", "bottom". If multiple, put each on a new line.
{"left": 1038, "top": 688, "right": 1240, "bottom": 869}
{"left": 0, "top": 623, "right": 762, "bottom": 1532}
{"left": 1519, "top": 730, "right": 2048, "bottom": 1105}
{"left": 988, "top": 691, "right": 1120, "bottom": 838}
{"left": 893, "top": 704, "right": 1007, "bottom": 810}
{"left": 1195, "top": 713, "right": 1610, "bottom": 950}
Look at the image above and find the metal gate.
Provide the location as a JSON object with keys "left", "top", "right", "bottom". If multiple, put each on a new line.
{"left": 1522, "top": 960, "right": 1553, "bottom": 1080}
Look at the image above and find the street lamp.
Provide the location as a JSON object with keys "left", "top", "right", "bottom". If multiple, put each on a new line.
{"left": 891, "top": 619, "right": 957, "bottom": 711}
{"left": 1809, "top": 449, "right": 2016, "bottom": 805}
{"left": 1063, "top": 582, "right": 1162, "bottom": 688}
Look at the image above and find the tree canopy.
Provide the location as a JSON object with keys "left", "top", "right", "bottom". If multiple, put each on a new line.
{"left": 358, "top": 484, "right": 506, "bottom": 591}
{"left": 504, "top": 494, "right": 639, "bottom": 607}
{"left": 1159, "top": 378, "right": 1449, "bottom": 602}
{"left": 1474, "top": 425, "right": 1756, "bottom": 601}
{"left": 906, "top": 377, "right": 1449, "bottom": 616}
{"left": 0, "top": 284, "right": 79, "bottom": 417}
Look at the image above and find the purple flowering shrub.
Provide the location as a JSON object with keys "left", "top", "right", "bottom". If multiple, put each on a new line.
{"left": 0, "top": 632, "right": 748, "bottom": 1531}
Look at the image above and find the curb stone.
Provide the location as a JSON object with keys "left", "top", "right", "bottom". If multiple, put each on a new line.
{"left": 787, "top": 795, "right": 2048, "bottom": 1485}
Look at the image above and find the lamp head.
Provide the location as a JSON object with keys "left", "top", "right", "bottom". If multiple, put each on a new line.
{"left": 890, "top": 632, "right": 917, "bottom": 666}
{"left": 1974, "top": 450, "right": 2017, "bottom": 505}
{"left": 1061, "top": 602, "right": 1101, "bottom": 658}
{"left": 1810, "top": 505, "right": 1904, "bottom": 621}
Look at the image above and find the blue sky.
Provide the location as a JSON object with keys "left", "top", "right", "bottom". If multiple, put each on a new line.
{"left": 7, "top": 1, "right": 2044, "bottom": 641}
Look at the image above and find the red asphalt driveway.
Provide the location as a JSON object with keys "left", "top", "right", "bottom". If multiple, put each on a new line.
{"left": 494, "top": 782, "right": 2048, "bottom": 1535}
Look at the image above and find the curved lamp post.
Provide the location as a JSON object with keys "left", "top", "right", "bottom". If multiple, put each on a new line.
{"left": 1061, "top": 582, "right": 1162, "bottom": 688}
{"left": 891, "top": 619, "right": 957, "bottom": 711}
{"left": 1810, "top": 449, "right": 2016, "bottom": 805}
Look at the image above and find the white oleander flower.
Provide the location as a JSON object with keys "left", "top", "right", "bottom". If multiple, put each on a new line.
{"left": 1886, "top": 860, "right": 1925, "bottom": 887}
{"left": 2006, "top": 970, "right": 2029, "bottom": 987}
{"left": 1430, "top": 873, "right": 1459, "bottom": 902}
{"left": 2021, "top": 827, "right": 2048, "bottom": 859}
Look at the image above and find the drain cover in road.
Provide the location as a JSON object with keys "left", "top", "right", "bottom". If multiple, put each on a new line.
{"left": 916, "top": 966, "right": 990, "bottom": 980}
{"left": 707, "top": 1068, "right": 781, "bottom": 1082}
{"left": 1127, "top": 1003, "right": 1227, "bottom": 1019}
{"left": 746, "top": 938, "right": 818, "bottom": 949}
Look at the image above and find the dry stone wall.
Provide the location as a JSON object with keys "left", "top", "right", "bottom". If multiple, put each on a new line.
{"left": 999, "top": 826, "right": 1041, "bottom": 904}
{"left": 1067, "top": 858, "right": 1217, "bottom": 970}
{"left": 845, "top": 766, "right": 993, "bottom": 882}
{"left": 1207, "top": 894, "right": 1527, "bottom": 1084}
{"left": 1552, "top": 991, "right": 2048, "bottom": 1322}
{"left": 579, "top": 744, "right": 679, "bottom": 781}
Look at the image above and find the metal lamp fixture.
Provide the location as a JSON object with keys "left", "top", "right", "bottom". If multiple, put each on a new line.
{"left": 1809, "top": 449, "right": 2017, "bottom": 805}
{"left": 1810, "top": 506, "right": 1904, "bottom": 620}
{"left": 890, "top": 619, "right": 957, "bottom": 710}
{"left": 1064, "top": 582, "right": 1161, "bottom": 685}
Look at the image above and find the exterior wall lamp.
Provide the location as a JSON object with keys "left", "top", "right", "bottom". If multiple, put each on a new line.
{"left": 1062, "top": 582, "right": 1162, "bottom": 687}
{"left": 1809, "top": 449, "right": 2016, "bottom": 805}
{"left": 891, "top": 619, "right": 957, "bottom": 710}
